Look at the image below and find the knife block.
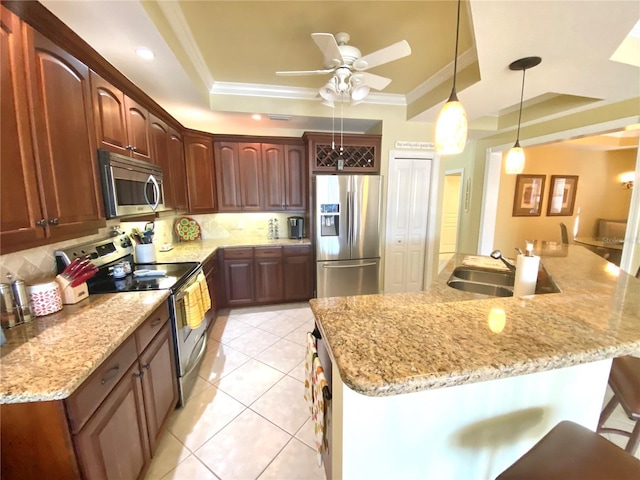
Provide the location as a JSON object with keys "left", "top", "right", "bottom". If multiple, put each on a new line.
{"left": 55, "top": 275, "right": 89, "bottom": 305}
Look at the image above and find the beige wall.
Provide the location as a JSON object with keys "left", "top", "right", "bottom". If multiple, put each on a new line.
{"left": 491, "top": 144, "right": 636, "bottom": 253}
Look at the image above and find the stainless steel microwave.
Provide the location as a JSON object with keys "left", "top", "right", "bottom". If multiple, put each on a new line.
{"left": 97, "top": 149, "right": 169, "bottom": 219}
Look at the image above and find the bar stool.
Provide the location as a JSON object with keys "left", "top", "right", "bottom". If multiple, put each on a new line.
{"left": 597, "top": 355, "right": 640, "bottom": 454}
{"left": 496, "top": 421, "right": 640, "bottom": 479}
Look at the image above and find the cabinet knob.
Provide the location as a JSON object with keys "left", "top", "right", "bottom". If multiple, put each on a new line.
{"left": 142, "top": 363, "right": 151, "bottom": 370}
{"left": 134, "top": 371, "right": 144, "bottom": 379}
{"left": 35, "top": 219, "right": 47, "bottom": 228}
{"left": 126, "top": 145, "right": 133, "bottom": 151}
{"left": 48, "top": 218, "right": 59, "bottom": 226}
{"left": 131, "top": 146, "right": 138, "bottom": 152}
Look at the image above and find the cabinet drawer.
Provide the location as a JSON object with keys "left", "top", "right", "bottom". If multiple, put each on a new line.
{"left": 222, "top": 248, "right": 253, "bottom": 259}
{"left": 284, "top": 244, "right": 311, "bottom": 256}
{"left": 135, "top": 301, "right": 170, "bottom": 354}
{"left": 254, "top": 247, "right": 282, "bottom": 258}
{"left": 66, "top": 335, "right": 138, "bottom": 434}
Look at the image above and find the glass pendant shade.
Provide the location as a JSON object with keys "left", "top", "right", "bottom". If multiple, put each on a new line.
{"left": 435, "top": 95, "right": 468, "bottom": 155}
{"left": 505, "top": 143, "right": 525, "bottom": 174}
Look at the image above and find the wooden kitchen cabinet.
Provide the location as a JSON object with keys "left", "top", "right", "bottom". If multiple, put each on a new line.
{"left": 168, "top": 127, "right": 189, "bottom": 211}
{"left": 0, "top": 301, "right": 177, "bottom": 480}
{"left": 254, "top": 247, "right": 284, "bottom": 303}
{"left": 214, "top": 141, "right": 263, "bottom": 211}
{"left": 222, "top": 248, "right": 255, "bottom": 307}
{"left": 304, "top": 132, "right": 381, "bottom": 173}
{"left": 0, "top": 6, "right": 46, "bottom": 252}
{"left": 184, "top": 132, "right": 217, "bottom": 213}
{"left": 91, "top": 71, "right": 151, "bottom": 161}
{"left": 283, "top": 245, "right": 313, "bottom": 301}
{"left": 218, "top": 245, "right": 312, "bottom": 307}
{"left": 0, "top": 19, "right": 105, "bottom": 254}
{"left": 284, "top": 143, "right": 307, "bottom": 210}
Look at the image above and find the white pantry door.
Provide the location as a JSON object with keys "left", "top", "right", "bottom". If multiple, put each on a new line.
{"left": 384, "top": 157, "right": 432, "bottom": 293}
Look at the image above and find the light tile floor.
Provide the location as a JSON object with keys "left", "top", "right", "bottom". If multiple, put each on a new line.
{"left": 145, "top": 303, "right": 327, "bottom": 480}
{"left": 146, "top": 302, "right": 640, "bottom": 479}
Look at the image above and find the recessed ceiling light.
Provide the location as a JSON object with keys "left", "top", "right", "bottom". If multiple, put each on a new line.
{"left": 135, "top": 47, "right": 155, "bottom": 60}
{"left": 252, "top": 114, "right": 262, "bottom": 121}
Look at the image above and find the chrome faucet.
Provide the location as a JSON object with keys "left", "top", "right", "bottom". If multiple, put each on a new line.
{"left": 490, "top": 250, "right": 517, "bottom": 272}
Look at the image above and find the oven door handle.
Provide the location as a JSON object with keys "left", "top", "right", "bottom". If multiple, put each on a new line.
{"left": 183, "top": 331, "right": 208, "bottom": 379}
{"left": 144, "top": 174, "right": 160, "bottom": 211}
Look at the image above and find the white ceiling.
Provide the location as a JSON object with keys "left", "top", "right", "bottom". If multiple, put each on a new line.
{"left": 41, "top": 0, "right": 640, "bottom": 143}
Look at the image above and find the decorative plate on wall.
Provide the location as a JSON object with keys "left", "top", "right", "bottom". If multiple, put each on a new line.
{"left": 175, "top": 217, "right": 201, "bottom": 241}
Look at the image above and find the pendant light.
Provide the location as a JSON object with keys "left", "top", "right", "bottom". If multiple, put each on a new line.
{"left": 435, "top": 0, "right": 467, "bottom": 155}
{"left": 505, "top": 56, "right": 541, "bottom": 174}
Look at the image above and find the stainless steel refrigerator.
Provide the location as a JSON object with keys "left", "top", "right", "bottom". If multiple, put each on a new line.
{"left": 315, "top": 175, "right": 382, "bottom": 298}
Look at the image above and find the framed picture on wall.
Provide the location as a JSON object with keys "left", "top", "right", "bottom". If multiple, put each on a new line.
{"left": 512, "top": 174, "right": 546, "bottom": 216}
{"left": 547, "top": 175, "right": 578, "bottom": 216}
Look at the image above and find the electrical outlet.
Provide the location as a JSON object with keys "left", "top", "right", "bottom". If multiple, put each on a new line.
{"left": 238, "top": 220, "right": 244, "bottom": 230}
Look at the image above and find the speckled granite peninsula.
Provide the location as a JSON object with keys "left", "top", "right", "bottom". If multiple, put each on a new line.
{"left": 309, "top": 246, "right": 640, "bottom": 479}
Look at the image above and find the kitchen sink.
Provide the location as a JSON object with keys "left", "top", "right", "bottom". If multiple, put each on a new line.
{"left": 450, "top": 267, "right": 515, "bottom": 287}
{"left": 446, "top": 264, "right": 561, "bottom": 297}
{"left": 447, "top": 279, "right": 514, "bottom": 297}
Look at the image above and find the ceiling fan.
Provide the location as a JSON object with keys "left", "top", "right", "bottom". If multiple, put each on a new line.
{"left": 276, "top": 32, "right": 411, "bottom": 106}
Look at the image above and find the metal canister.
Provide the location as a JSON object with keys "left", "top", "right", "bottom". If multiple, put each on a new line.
{"left": 11, "top": 280, "right": 33, "bottom": 324}
{"left": 0, "top": 283, "right": 18, "bottom": 328}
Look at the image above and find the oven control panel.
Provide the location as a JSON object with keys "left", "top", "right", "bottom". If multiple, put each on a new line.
{"left": 54, "top": 234, "right": 134, "bottom": 270}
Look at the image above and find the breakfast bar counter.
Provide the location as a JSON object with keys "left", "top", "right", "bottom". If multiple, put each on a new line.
{"left": 309, "top": 246, "right": 640, "bottom": 479}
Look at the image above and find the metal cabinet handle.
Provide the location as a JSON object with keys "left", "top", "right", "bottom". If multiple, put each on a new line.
{"left": 35, "top": 219, "right": 47, "bottom": 227}
{"left": 131, "top": 146, "right": 138, "bottom": 152}
{"left": 101, "top": 364, "right": 120, "bottom": 384}
{"left": 150, "top": 318, "right": 162, "bottom": 327}
{"left": 48, "top": 218, "right": 59, "bottom": 226}
{"left": 133, "top": 371, "right": 144, "bottom": 379}
{"left": 126, "top": 145, "right": 133, "bottom": 151}
{"left": 142, "top": 363, "right": 150, "bottom": 370}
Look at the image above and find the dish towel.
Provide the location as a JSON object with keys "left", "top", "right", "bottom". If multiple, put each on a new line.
{"left": 184, "top": 273, "right": 212, "bottom": 329}
{"left": 312, "top": 355, "right": 330, "bottom": 467}
{"left": 304, "top": 332, "right": 330, "bottom": 466}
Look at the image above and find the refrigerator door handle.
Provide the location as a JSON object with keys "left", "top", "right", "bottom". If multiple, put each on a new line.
{"left": 322, "top": 262, "right": 378, "bottom": 269}
{"left": 346, "top": 190, "right": 351, "bottom": 247}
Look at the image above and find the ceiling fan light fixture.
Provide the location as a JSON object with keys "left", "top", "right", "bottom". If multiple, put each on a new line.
{"left": 435, "top": 0, "right": 467, "bottom": 156}
{"left": 351, "top": 84, "right": 370, "bottom": 102}
{"left": 319, "top": 80, "right": 339, "bottom": 103}
{"left": 505, "top": 142, "right": 525, "bottom": 174}
{"left": 505, "top": 56, "right": 542, "bottom": 174}
{"left": 435, "top": 93, "right": 468, "bottom": 155}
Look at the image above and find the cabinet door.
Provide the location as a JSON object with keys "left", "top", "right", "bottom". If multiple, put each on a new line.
{"left": 283, "top": 255, "right": 313, "bottom": 301}
{"left": 26, "top": 29, "right": 104, "bottom": 242}
{"left": 168, "top": 127, "right": 188, "bottom": 211}
{"left": 90, "top": 71, "right": 129, "bottom": 156}
{"left": 184, "top": 133, "right": 216, "bottom": 213}
{"left": 149, "top": 114, "right": 173, "bottom": 206}
{"left": 124, "top": 96, "right": 151, "bottom": 161}
{"left": 238, "top": 143, "right": 263, "bottom": 210}
{"left": 262, "top": 143, "right": 285, "bottom": 211}
{"left": 139, "top": 322, "right": 178, "bottom": 456}
{"left": 255, "top": 257, "right": 284, "bottom": 303}
{"left": 223, "top": 259, "right": 254, "bottom": 307}
{"left": 285, "top": 144, "right": 307, "bottom": 210}
{"left": 74, "top": 363, "right": 150, "bottom": 480}
{"left": 0, "top": 7, "right": 46, "bottom": 253}
{"left": 214, "top": 141, "right": 241, "bottom": 211}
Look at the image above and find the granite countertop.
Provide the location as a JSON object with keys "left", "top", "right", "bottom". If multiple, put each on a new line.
{"left": 0, "top": 236, "right": 310, "bottom": 405}
{"left": 0, "top": 291, "right": 169, "bottom": 404}
{"left": 310, "top": 246, "right": 640, "bottom": 397}
{"left": 156, "top": 237, "right": 311, "bottom": 263}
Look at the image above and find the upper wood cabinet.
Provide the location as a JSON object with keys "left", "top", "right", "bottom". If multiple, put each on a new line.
{"left": 149, "top": 113, "right": 175, "bottom": 209}
{"left": 0, "top": 15, "right": 105, "bottom": 254}
{"left": 91, "top": 71, "right": 151, "bottom": 162}
{"left": 214, "top": 138, "right": 306, "bottom": 213}
{"left": 304, "top": 132, "right": 381, "bottom": 174}
{"left": 184, "top": 132, "right": 217, "bottom": 213}
{"left": 168, "top": 127, "right": 189, "bottom": 211}
{"left": 0, "top": 6, "right": 46, "bottom": 252}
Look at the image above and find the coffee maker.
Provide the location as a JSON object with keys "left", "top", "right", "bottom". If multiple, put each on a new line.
{"left": 288, "top": 216, "right": 305, "bottom": 239}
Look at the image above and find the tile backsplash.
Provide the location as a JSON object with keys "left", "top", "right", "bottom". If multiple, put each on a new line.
{"left": 0, "top": 212, "right": 305, "bottom": 283}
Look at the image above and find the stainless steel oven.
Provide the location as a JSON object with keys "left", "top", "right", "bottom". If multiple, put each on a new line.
{"left": 55, "top": 234, "right": 209, "bottom": 407}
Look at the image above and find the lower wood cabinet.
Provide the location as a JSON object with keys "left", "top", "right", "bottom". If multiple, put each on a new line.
{"left": 0, "top": 301, "right": 177, "bottom": 480}
{"left": 219, "top": 245, "right": 312, "bottom": 308}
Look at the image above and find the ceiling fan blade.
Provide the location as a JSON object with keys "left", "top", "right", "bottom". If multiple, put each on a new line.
{"left": 276, "top": 69, "right": 335, "bottom": 76}
{"left": 353, "top": 40, "right": 411, "bottom": 71}
{"left": 312, "top": 33, "right": 343, "bottom": 68}
{"left": 359, "top": 72, "right": 392, "bottom": 91}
